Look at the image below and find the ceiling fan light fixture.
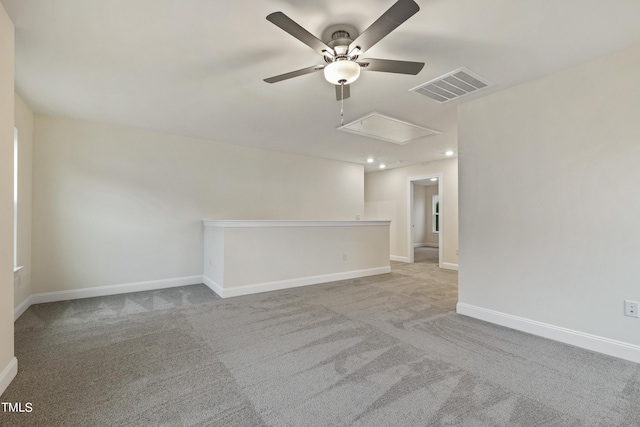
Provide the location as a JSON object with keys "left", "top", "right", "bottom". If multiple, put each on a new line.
{"left": 324, "top": 60, "right": 360, "bottom": 85}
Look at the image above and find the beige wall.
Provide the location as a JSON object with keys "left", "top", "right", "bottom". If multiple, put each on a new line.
{"left": 458, "top": 44, "right": 640, "bottom": 346}
{"left": 224, "top": 225, "right": 390, "bottom": 288}
{"left": 32, "top": 115, "right": 365, "bottom": 294}
{"left": 0, "top": 1, "right": 15, "bottom": 391}
{"left": 13, "top": 94, "right": 33, "bottom": 309}
{"left": 364, "top": 158, "right": 458, "bottom": 266}
{"left": 413, "top": 185, "right": 439, "bottom": 247}
{"left": 204, "top": 222, "right": 390, "bottom": 296}
{"left": 412, "top": 185, "right": 428, "bottom": 244}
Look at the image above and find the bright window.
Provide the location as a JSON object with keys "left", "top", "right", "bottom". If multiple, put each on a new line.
{"left": 432, "top": 194, "right": 439, "bottom": 233}
{"left": 14, "top": 128, "right": 18, "bottom": 269}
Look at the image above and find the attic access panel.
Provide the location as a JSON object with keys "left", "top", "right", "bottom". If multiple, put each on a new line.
{"left": 337, "top": 112, "right": 440, "bottom": 145}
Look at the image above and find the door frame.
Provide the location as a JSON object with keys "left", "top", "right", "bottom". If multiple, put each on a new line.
{"left": 407, "top": 173, "right": 443, "bottom": 266}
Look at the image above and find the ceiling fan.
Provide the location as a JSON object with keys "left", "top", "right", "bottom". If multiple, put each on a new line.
{"left": 263, "top": 0, "right": 425, "bottom": 101}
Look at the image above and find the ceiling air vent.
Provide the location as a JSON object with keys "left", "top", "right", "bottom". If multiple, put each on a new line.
{"left": 337, "top": 112, "right": 440, "bottom": 145}
{"left": 410, "top": 67, "right": 493, "bottom": 103}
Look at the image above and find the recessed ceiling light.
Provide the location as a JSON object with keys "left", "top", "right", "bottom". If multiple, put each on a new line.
{"left": 445, "top": 150, "right": 454, "bottom": 156}
{"left": 367, "top": 158, "right": 374, "bottom": 163}
{"left": 379, "top": 164, "right": 386, "bottom": 169}
{"left": 430, "top": 178, "right": 437, "bottom": 181}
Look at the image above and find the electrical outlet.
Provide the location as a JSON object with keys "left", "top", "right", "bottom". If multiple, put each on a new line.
{"left": 624, "top": 300, "right": 639, "bottom": 318}
{"left": 342, "top": 254, "right": 347, "bottom": 261}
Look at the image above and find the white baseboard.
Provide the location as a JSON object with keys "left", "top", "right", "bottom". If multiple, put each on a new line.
{"left": 390, "top": 255, "right": 410, "bottom": 263}
{"left": 202, "top": 276, "right": 224, "bottom": 298}
{"left": 414, "top": 243, "right": 439, "bottom": 248}
{"left": 14, "top": 296, "right": 33, "bottom": 321}
{"left": 0, "top": 357, "right": 18, "bottom": 397}
{"left": 441, "top": 262, "right": 459, "bottom": 271}
{"left": 15, "top": 276, "right": 203, "bottom": 320}
{"left": 457, "top": 303, "right": 640, "bottom": 364}
{"left": 204, "top": 266, "right": 391, "bottom": 299}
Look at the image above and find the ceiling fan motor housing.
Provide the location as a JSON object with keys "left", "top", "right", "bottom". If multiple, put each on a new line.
{"left": 327, "top": 30, "right": 356, "bottom": 58}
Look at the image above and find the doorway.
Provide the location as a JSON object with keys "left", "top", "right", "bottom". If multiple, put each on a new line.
{"left": 407, "top": 174, "right": 443, "bottom": 266}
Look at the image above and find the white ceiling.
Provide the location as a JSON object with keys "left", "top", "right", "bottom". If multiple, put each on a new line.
{"left": 4, "top": 0, "right": 640, "bottom": 171}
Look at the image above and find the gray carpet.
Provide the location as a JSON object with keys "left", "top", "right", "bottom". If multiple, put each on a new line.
{"left": 414, "top": 246, "right": 439, "bottom": 265}
{"left": 1, "top": 262, "right": 639, "bottom": 426}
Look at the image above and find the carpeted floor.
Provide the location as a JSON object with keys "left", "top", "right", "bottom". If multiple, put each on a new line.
{"left": 1, "top": 261, "right": 639, "bottom": 426}
{"left": 414, "top": 246, "right": 439, "bottom": 265}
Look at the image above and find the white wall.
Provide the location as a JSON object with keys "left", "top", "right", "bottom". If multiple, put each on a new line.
{"left": 364, "top": 158, "right": 458, "bottom": 266}
{"left": 0, "top": 1, "right": 16, "bottom": 394}
{"left": 13, "top": 93, "right": 33, "bottom": 309}
{"left": 32, "top": 115, "right": 364, "bottom": 294}
{"left": 203, "top": 225, "right": 224, "bottom": 288}
{"left": 458, "top": 44, "right": 640, "bottom": 348}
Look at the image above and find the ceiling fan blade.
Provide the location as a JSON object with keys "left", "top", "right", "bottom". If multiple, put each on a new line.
{"left": 335, "top": 84, "right": 351, "bottom": 101}
{"left": 267, "top": 12, "right": 333, "bottom": 55}
{"left": 264, "top": 65, "right": 324, "bottom": 83}
{"left": 359, "top": 58, "right": 424, "bottom": 75}
{"left": 349, "top": 0, "right": 419, "bottom": 54}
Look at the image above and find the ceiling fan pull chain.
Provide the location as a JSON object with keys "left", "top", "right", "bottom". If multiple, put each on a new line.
{"left": 340, "top": 81, "right": 345, "bottom": 126}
